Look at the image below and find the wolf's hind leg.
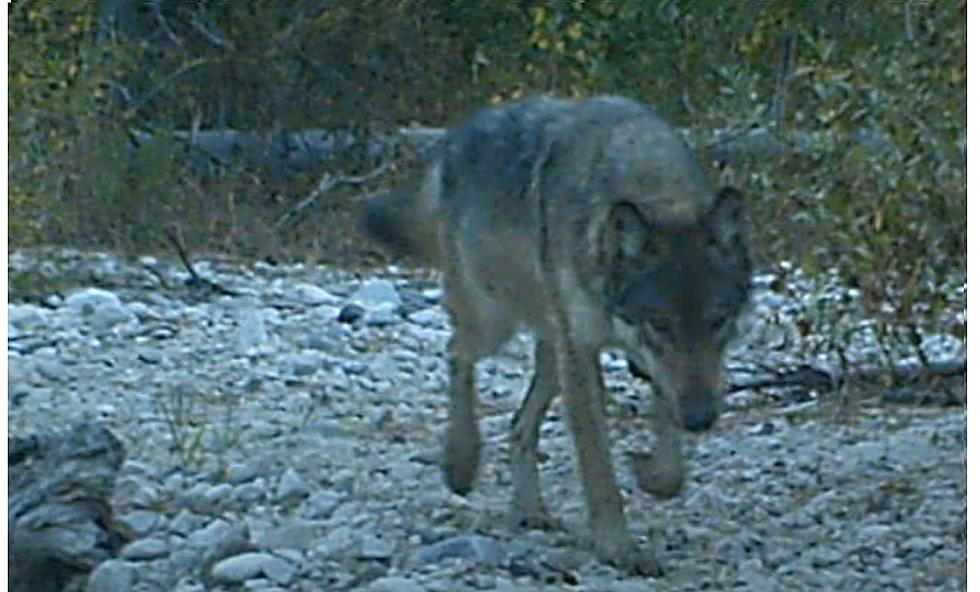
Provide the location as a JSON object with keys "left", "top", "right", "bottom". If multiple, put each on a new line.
{"left": 440, "top": 271, "right": 515, "bottom": 496}
{"left": 509, "top": 337, "right": 562, "bottom": 529}
{"left": 442, "top": 341, "right": 481, "bottom": 495}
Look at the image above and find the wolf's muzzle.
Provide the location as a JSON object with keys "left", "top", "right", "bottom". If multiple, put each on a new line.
{"left": 679, "top": 392, "right": 717, "bottom": 432}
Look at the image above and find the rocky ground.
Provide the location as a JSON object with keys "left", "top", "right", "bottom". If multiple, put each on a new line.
{"left": 8, "top": 249, "right": 966, "bottom": 591}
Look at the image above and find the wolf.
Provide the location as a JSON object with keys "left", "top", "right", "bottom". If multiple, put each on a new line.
{"left": 361, "top": 95, "right": 751, "bottom": 574}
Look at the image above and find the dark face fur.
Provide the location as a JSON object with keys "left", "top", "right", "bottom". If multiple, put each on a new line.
{"left": 604, "top": 188, "right": 751, "bottom": 432}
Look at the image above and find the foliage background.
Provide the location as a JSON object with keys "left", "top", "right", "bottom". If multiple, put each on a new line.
{"left": 9, "top": 0, "right": 966, "bottom": 331}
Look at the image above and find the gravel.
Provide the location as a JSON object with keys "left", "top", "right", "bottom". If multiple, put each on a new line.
{"left": 8, "top": 248, "right": 966, "bottom": 591}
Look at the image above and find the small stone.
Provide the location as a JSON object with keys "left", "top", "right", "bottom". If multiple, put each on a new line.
{"left": 349, "top": 280, "right": 402, "bottom": 309}
{"left": 358, "top": 533, "right": 395, "bottom": 560}
{"left": 316, "top": 526, "right": 358, "bottom": 558}
{"left": 301, "top": 490, "right": 342, "bottom": 519}
{"left": 311, "top": 421, "right": 355, "bottom": 439}
{"left": 236, "top": 307, "right": 270, "bottom": 354}
{"left": 737, "top": 558, "right": 776, "bottom": 592}
{"left": 121, "top": 537, "right": 169, "bottom": 560}
{"left": 859, "top": 524, "right": 892, "bottom": 539}
{"left": 293, "top": 283, "right": 338, "bottom": 306}
{"left": 805, "top": 546, "right": 844, "bottom": 568}
{"left": 369, "top": 577, "right": 427, "bottom": 592}
{"left": 204, "top": 483, "right": 234, "bottom": 506}
{"left": 211, "top": 552, "right": 269, "bottom": 584}
{"left": 117, "top": 510, "right": 162, "bottom": 537}
{"left": 236, "top": 482, "right": 266, "bottom": 504}
{"left": 414, "top": 535, "right": 506, "bottom": 566}
{"left": 186, "top": 519, "right": 249, "bottom": 557}
{"left": 608, "top": 582, "right": 655, "bottom": 592}
{"left": 137, "top": 348, "right": 164, "bottom": 364}
{"left": 172, "top": 579, "right": 206, "bottom": 592}
{"left": 364, "top": 304, "right": 400, "bottom": 327}
{"left": 408, "top": 308, "right": 444, "bottom": 328}
{"left": 65, "top": 287, "right": 122, "bottom": 311}
{"left": 422, "top": 288, "right": 443, "bottom": 303}
{"left": 227, "top": 462, "right": 261, "bottom": 485}
{"left": 255, "top": 520, "right": 318, "bottom": 551}
{"left": 86, "top": 560, "right": 136, "bottom": 592}
{"left": 260, "top": 555, "right": 298, "bottom": 586}
{"left": 8, "top": 304, "right": 48, "bottom": 331}
{"left": 170, "top": 509, "right": 209, "bottom": 536}
{"left": 283, "top": 352, "right": 323, "bottom": 377}
{"left": 34, "top": 359, "right": 66, "bottom": 382}
{"left": 170, "top": 549, "right": 204, "bottom": 573}
{"left": 902, "top": 535, "right": 941, "bottom": 557}
{"left": 179, "top": 482, "right": 213, "bottom": 513}
{"left": 276, "top": 468, "right": 310, "bottom": 500}
{"left": 712, "top": 536, "right": 746, "bottom": 565}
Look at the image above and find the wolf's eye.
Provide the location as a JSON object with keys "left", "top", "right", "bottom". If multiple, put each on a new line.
{"left": 647, "top": 316, "right": 672, "bottom": 336}
{"left": 709, "top": 317, "right": 728, "bottom": 333}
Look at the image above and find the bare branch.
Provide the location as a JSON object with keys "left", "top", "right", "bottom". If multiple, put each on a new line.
{"left": 276, "top": 159, "right": 397, "bottom": 230}
{"left": 151, "top": 0, "right": 184, "bottom": 47}
{"left": 163, "top": 225, "right": 199, "bottom": 282}
{"left": 183, "top": 7, "right": 236, "bottom": 50}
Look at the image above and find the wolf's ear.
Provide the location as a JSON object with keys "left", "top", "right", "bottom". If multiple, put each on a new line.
{"left": 706, "top": 186, "right": 746, "bottom": 249}
{"left": 601, "top": 201, "right": 650, "bottom": 265}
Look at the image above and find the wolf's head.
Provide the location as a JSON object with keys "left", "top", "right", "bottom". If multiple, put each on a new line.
{"left": 602, "top": 187, "right": 751, "bottom": 432}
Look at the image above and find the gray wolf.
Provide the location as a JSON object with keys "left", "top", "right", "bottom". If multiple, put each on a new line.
{"left": 361, "top": 95, "right": 752, "bottom": 575}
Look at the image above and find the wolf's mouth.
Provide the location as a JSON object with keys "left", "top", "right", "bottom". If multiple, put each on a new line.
{"left": 626, "top": 357, "right": 651, "bottom": 380}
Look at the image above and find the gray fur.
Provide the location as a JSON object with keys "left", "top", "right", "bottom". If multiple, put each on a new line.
{"left": 361, "top": 95, "right": 752, "bottom": 575}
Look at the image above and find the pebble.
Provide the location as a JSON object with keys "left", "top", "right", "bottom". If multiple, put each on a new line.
{"left": 415, "top": 535, "right": 507, "bottom": 566}
{"left": 121, "top": 537, "right": 170, "bottom": 560}
{"left": 86, "top": 560, "right": 136, "bottom": 592}
{"left": 292, "top": 283, "right": 337, "bottom": 306}
{"left": 358, "top": 533, "right": 396, "bottom": 560}
{"left": 349, "top": 279, "right": 402, "bottom": 310}
{"left": 211, "top": 552, "right": 270, "bottom": 583}
{"left": 276, "top": 468, "right": 311, "bottom": 500}
{"left": 369, "top": 577, "right": 427, "bottom": 592}
{"left": 301, "top": 490, "right": 343, "bottom": 519}
{"left": 117, "top": 510, "right": 162, "bottom": 537}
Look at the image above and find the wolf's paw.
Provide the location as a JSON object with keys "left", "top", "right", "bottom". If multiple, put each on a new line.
{"left": 629, "top": 451, "right": 684, "bottom": 499}
{"left": 441, "top": 427, "right": 481, "bottom": 495}
{"left": 591, "top": 533, "right": 664, "bottom": 577}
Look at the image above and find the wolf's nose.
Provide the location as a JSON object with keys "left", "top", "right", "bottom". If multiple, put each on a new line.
{"left": 680, "top": 398, "right": 717, "bottom": 432}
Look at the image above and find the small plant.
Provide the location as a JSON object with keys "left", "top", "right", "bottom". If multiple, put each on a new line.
{"left": 154, "top": 383, "right": 206, "bottom": 469}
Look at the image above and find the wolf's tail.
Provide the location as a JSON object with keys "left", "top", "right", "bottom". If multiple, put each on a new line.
{"left": 359, "top": 162, "right": 442, "bottom": 265}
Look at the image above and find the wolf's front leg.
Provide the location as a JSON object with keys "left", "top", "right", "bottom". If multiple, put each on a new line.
{"left": 630, "top": 389, "right": 685, "bottom": 499}
{"left": 556, "top": 338, "right": 663, "bottom": 577}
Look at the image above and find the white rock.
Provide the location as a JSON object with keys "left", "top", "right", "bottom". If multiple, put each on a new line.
{"left": 65, "top": 288, "right": 136, "bottom": 329}
{"left": 350, "top": 279, "right": 402, "bottom": 310}
{"left": 211, "top": 552, "right": 269, "bottom": 583}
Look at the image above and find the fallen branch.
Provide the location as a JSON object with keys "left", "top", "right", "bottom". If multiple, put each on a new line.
{"left": 728, "top": 357, "right": 965, "bottom": 405}
{"left": 275, "top": 158, "right": 396, "bottom": 230}
{"left": 162, "top": 226, "right": 238, "bottom": 298}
